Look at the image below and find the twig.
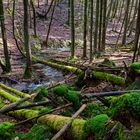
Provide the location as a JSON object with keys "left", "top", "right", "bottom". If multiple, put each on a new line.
{"left": 103, "top": 123, "right": 119, "bottom": 140}
{"left": 51, "top": 104, "right": 87, "bottom": 140}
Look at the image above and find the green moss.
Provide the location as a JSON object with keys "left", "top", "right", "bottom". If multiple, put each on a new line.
{"left": 109, "top": 93, "right": 140, "bottom": 120}
{"left": 0, "top": 88, "right": 20, "bottom": 102}
{"left": 0, "top": 83, "right": 29, "bottom": 98}
{"left": 53, "top": 85, "right": 81, "bottom": 109}
{"left": 37, "top": 114, "right": 86, "bottom": 140}
{"left": 32, "top": 55, "right": 82, "bottom": 74}
{"left": 82, "top": 103, "right": 106, "bottom": 118}
{"left": 83, "top": 114, "right": 109, "bottom": 139}
{"left": 0, "top": 122, "right": 14, "bottom": 139}
{"left": 19, "top": 124, "right": 52, "bottom": 140}
{"left": 70, "top": 119, "right": 86, "bottom": 140}
{"left": 93, "top": 71, "right": 125, "bottom": 85}
{"left": 34, "top": 86, "right": 48, "bottom": 101}
{"left": 130, "top": 62, "right": 140, "bottom": 70}
{"left": 65, "top": 90, "right": 81, "bottom": 109}
{"left": 53, "top": 85, "right": 68, "bottom": 96}
{"left": 39, "top": 106, "right": 52, "bottom": 114}
{"left": 0, "top": 98, "right": 3, "bottom": 103}
{"left": 75, "top": 72, "right": 85, "bottom": 87}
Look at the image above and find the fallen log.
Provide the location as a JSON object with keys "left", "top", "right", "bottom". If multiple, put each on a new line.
{"left": 16, "top": 103, "right": 72, "bottom": 125}
{"left": 0, "top": 93, "right": 36, "bottom": 113}
{"left": 32, "top": 55, "right": 125, "bottom": 85}
{"left": 37, "top": 114, "right": 86, "bottom": 140}
{"left": 0, "top": 83, "right": 29, "bottom": 98}
{"left": 51, "top": 104, "right": 87, "bottom": 140}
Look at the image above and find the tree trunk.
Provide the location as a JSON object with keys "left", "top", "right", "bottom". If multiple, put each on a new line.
{"left": 0, "top": 0, "right": 11, "bottom": 73}
{"left": 70, "top": 0, "right": 75, "bottom": 58}
{"left": 23, "top": 0, "right": 32, "bottom": 79}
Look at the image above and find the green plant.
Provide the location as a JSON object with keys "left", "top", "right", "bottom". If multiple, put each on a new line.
{"left": 34, "top": 86, "right": 48, "bottom": 101}
{"left": 65, "top": 90, "right": 81, "bottom": 109}
{"left": 109, "top": 93, "right": 140, "bottom": 120}
{"left": 0, "top": 122, "right": 14, "bottom": 139}
{"left": 19, "top": 124, "right": 52, "bottom": 140}
{"left": 83, "top": 114, "right": 109, "bottom": 139}
{"left": 53, "top": 85, "right": 68, "bottom": 96}
{"left": 82, "top": 103, "right": 105, "bottom": 118}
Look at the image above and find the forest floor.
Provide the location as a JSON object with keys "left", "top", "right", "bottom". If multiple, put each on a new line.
{"left": 0, "top": 1, "right": 140, "bottom": 139}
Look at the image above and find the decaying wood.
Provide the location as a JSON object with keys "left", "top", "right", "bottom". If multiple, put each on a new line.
{"left": 15, "top": 103, "right": 72, "bottom": 126}
{"left": 51, "top": 104, "right": 87, "bottom": 140}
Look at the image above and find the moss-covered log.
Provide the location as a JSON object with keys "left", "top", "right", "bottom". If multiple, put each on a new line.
{"left": 32, "top": 55, "right": 125, "bottom": 85}
{"left": 32, "top": 55, "right": 83, "bottom": 74}
{"left": 0, "top": 83, "right": 29, "bottom": 98}
{"left": 92, "top": 71, "right": 125, "bottom": 85}
{"left": 37, "top": 114, "right": 86, "bottom": 140}
{"left": 0, "top": 88, "right": 20, "bottom": 102}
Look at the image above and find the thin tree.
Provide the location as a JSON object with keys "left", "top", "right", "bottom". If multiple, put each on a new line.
{"left": 83, "top": 0, "right": 88, "bottom": 58}
{"left": 90, "top": 0, "right": 94, "bottom": 62}
{"left": 0, "top": 0, "right": 11, "bottom": 73}
{"left": 132, "top": 0, "right": 140, "bottom": 62}
{"left": 94, "top": 0, "right": 100, "bottom": 53}
{"left": 101, "top": 0, "right": 107, "bottom": 52}
{"left": 23, "top": 0, "right": 32, "bottom": 79}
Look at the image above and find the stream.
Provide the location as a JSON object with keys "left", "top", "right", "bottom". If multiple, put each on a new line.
{"left": 12, "top": 64, "right": 64, "bottom": 92}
